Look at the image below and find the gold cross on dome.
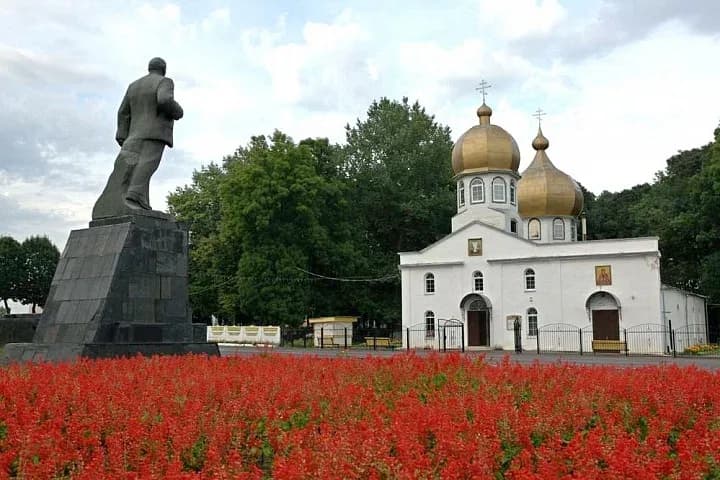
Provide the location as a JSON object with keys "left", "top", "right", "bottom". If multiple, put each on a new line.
{"left": 533, "top": 108, "right": 546, "bottom": 126}
{"left": 475, "top": 80, "right": 492, "bottom": 103}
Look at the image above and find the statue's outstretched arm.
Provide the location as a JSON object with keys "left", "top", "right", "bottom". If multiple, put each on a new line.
{"left": 157, "top": 78, "right": 184, "bottom": 121}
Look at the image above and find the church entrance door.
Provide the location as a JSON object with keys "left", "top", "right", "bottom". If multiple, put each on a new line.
{"left": 467, "top": 310, "right": 489, "bottom": 347}
{"left": 592, "top": 309, "right": 620, "bottom": 340}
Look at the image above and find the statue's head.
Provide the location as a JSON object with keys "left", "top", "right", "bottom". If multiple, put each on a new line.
{"left": 148, "top": 57, "right": 167, "bottom": 75}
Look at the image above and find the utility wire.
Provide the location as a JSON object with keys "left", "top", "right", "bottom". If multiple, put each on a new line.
{"left": 294, "top": 266, "right": 398, "bottom": 282}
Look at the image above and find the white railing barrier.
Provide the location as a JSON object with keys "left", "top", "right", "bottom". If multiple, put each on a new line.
{"left": 206, "top": 325, "right": 281, "bottom": 346}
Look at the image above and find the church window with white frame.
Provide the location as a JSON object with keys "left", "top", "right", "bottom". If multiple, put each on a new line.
{"left": 524, "top": 268, "right": 536, "bottom": 291}
{"left": 492, "top": 177, "right": 506, "bottom": 203}
{"left": 527, "top": 307, "right": 538, "bottom": 337}
{"left": 425, "top": 311, "right": 435, "bottom": 338}
{"left": 458, "top": 181, "right": 465, "bottom": 207}
{"left": 470, "top": 177, "right": 484, "bottom": 203}
{"left": 424, "top": 273, "right": 435, "bottom": 294}
{"left": 473, "top": 271, "right": 484, "bottom": 292}
{"left": 553, "top": 218, "right": 565, "bottom": 240}
{"left": 528, "top": 218, "right": 541, "bottom": 240}
{"left": 510, "top": 180, "right": 516, "bottom": 205}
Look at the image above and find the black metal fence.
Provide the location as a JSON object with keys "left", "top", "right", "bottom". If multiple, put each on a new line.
{"left": 279, "top": 322, "right": 464, "bottom": 352}
{"left": 536, "top": 321, "right": 710, "bottom": 356}
{"left": 278, "top": 321, "right": 711, "bottom": 356}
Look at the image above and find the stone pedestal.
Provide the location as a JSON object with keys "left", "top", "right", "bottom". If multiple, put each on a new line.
{"left": 4, "top": 213, "right": 219, "bottom": 362}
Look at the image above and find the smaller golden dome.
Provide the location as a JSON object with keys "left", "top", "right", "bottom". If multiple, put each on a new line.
{"left": 451, "top": 103, "right": 520, "bottom": 176}
{"left": 518, "top": 127, "right": 583, "bottom": 218}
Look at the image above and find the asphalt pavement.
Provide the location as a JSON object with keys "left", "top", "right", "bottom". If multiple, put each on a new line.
{"left": 218, "top": 344, "right": 720, "bottom": 370}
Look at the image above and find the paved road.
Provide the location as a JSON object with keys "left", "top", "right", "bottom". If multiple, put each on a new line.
{"left": 219, "top": 345, "right": 720, "bottom": 370}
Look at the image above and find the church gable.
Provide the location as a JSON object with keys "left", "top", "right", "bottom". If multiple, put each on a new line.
{"left": 399, "top": 220, "right": 533, "bottom": 266}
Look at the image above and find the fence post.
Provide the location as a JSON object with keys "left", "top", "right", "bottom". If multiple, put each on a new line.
{"left": 406, "top": 328, "right": 410, "bottom": 351}
{"left": 671, "top": 329, "right": 677, "bottom": 357}
{"left": 442, "top": 327, "right": 447, "bottom": 352}
{"left": 344, "top": 327, "right": 348, "bottom": 349}
{"left": 461, "top": 324, "right": 465, "bottom": 353}
{"left": 536, "top": 331, "right": 540, "bottom": 355}
{"left": 579, "top": 329, "right": 583, "bottom": 356}
{"left": 303, "top": 328, "right": 307, "bottom": 348}
{"left": 320, "top": 327, "right": 324, "bottom": 349}
{"left": 373, "top": 327, "right": 377, "bottom": 350}
{"left": 624, "top": 329, "right": 629, "bottom": 356}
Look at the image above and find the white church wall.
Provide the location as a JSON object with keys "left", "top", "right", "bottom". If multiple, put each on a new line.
{"left": 400, "top": 221, "right": 666, "bottom": 350}
{"left": 661, "top": 287, "right": 707, "bottom": 329}
{"left": 452, "top": 206, "right": 506, "bottom": 232}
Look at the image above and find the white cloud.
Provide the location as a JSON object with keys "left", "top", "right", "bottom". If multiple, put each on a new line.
{"left": 1, "top": 0, "right": 719, "bottom": 251}
{"left": 477, "top": 0, "right": 568, "bottom": 40}
{"left": 243, "top": 9, "right": 377, "bottom": 111}
{"left": 201, "top": 8, "right": 231, "bottom": 33}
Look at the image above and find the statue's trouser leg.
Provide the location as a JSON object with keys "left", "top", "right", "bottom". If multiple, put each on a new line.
{"left": 91, "top": 144, "right": 139, "bottom": 219}
{"left": 125, "top": 139, "right": 165, "bottom": 210}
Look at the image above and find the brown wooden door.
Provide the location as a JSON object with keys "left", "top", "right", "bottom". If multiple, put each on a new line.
{"left": 467, "top": 311, "right": 489, "bottom": 346}
{"left": 467, "top": 311, "right": 480, "bottom": 346}
{"left": 592, "top": 310, "right": 620, "bottom": 340}
{"left": 478, "top": 311, "right": 489, "bottom": 346}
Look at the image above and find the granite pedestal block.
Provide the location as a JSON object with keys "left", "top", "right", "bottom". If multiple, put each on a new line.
{"left": 3, "top": 213, "right": 219, "bottom": 362}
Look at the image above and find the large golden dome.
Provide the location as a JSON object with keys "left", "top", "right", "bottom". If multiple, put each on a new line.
{"left": 517, "top": 128, "right": 583, "bottom": 217}
{"left": 451, "top": 103, "right": 521, "bottom": 176}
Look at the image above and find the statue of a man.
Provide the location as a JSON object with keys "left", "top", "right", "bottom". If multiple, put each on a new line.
{"left": 92, "top": 57, "right": 183, "bottom": 219}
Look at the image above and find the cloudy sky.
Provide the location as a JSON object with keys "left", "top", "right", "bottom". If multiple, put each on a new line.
{"left": 2, "top": 0, "right": 720, "bottom": 254}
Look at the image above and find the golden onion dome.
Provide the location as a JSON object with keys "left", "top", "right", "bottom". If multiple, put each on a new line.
{"left": 451, "top": 103, "right": 521, "bottom": 176}
{"left": 517, "top": 128, "right": 583, "bottom": 218}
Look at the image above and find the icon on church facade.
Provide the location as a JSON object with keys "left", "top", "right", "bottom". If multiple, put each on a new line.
{"left": 595, "top": 265, "right": 612, "bottom": 286}
{"left": 467, "top": 238, "right": 483, "bottom": 256}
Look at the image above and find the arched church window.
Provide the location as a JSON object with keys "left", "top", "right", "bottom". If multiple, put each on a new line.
{"left": 527, "top": 307, "right": 538, "bottom": 337}
{"left": 510, "top": 180, "right": 516, "bottom": 205}
{"left": 528, "top": 218, "right": 541, "bottom": 240}
{"left": 473, "top": 271, "right": 484, "bottom": 292}
{"left": 470, "top": 178, "right": 484, "bottom": 203}
{"left": 553, "top": 218, "right": 565, "bottom": 240}
{"left": 524, "top": 268, "right": 536, "bottom": 291}
{"left": 425, "top": 311, "right": 435, "bottom": 338}
{"left": 492, "top": 177, "right": 506, "bottom": 203}
{"left": 424, "top": 273, "right": 435, "bottom": 294}
{"left": 458, "top": 181, "right": 465, "bottom": 207}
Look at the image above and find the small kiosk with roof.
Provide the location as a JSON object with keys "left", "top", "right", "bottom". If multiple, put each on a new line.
{"left": 308, "top": 316, "right": 357, "bottom": 348}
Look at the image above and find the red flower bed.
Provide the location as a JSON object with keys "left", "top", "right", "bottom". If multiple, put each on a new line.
{"left": 0, "top": 354, "right": 719, "bottom": 479}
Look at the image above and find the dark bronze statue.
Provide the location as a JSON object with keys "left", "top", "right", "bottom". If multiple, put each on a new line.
{"left": 92, "top": 57, "right": 183, "bottom": 219}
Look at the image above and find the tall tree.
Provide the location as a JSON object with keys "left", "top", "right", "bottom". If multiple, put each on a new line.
{"left": 0, "top": 236, "right": 22, "bottom": 313}
{"left": 694, "top": 126, "right": 720, "bottom": 301}
{"left": 342, "top": 97, "right": 455, "bottom": 324}
{"left": 168, "top": 163, "right": 226, "bottom": 322}
{"left": 19, "top": 236, "right": 60, "bottom": 313}
{"left": 630, "top": 139, "right": 716, "bottom": 293}
{"left": 219, "top": 132, "right": 356, "bottom": 326}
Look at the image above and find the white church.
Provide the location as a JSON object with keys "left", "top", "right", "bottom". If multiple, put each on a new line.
{"left": 399, "top": 100, "right": 707, "bottom": 352}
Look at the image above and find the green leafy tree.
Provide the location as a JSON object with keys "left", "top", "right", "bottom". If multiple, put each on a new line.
{"left": 694, "top": 126, "right": 720, "bottom": 300}
{"left": 0, "top": 236, "right": 22, "bottom": 313}
{"left": 168, "top": 163, "right": 226, "bottom": 322}
{"left": 219, "top": 132, "right": 356, "bottom": 326}
{"left": 19, "top": 236, "right": 60, "bottom": 313}
{"left": 631, "top": 138, "right": 716, "bottom": 294}
{"left": 342, "top": 97, "right": 455, "bottom": 325}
